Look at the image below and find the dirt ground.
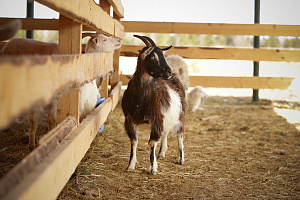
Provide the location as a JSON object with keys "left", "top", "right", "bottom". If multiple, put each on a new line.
{"left": 1, "top": 96, "right": 300, "bottom": 199}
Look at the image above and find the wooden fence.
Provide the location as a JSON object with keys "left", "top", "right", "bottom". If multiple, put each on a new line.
{"left": 0, "top": 0, "right": 123, "bottom": 199}
{"left": 120, "top": 21, "right": 300, "bottom": 90}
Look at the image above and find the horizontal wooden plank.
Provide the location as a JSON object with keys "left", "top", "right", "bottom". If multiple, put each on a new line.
{"left": 0, "top": 116, "right": 77, "bottom": 199}
{"left": 0, "top": 98, "right": 112, "bottom": 200}
{"left": 189, "top": 76, "right": 294, "bottom": 89}
{"left": 107, "top": 0, "right": 124, "bottom": 18}
{"left": 0, "top": 53, "right": 113, "bottom": 129}
{"left": 0, "top": 18, "right": 124, "bottom": 37}
{"left": 120, "top": 74, "right": 294, "bottom": 90}
{"left": 122, "top": 21, "right": 300, "bottom": 37}
{"left": 120, "top": 45, "right": 300, "bottom": 62}
{"left": 35, "top": 0, "right": 115, "bottom": 35}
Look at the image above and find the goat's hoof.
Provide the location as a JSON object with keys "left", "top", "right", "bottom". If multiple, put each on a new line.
{"left": 148, "top": 166, "right": 158, "bottom": 175}
{"left": 177, "top": 158, "right": 184, "bottom": 165}
{"left": 126, "top": 167, "right": 135, "bottom": 172}
{"left": 148, "top": 169, "right": 157, "bottom": 175}
{"left": 157, "top": 154, "right": 165, "bottom": 160}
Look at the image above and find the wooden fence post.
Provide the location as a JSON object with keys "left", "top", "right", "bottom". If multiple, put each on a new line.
{"left": 57, "top": 14, "right": 82, "bottom": 123}
{"left": 111, "top": 12, "right": 121, "bottom": 89}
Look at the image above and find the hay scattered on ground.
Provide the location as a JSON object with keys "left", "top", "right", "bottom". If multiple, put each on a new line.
{"left": 1, "top": 97, "right": 299, "bottom": 199}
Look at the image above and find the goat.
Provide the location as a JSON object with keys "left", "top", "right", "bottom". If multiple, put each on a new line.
{"left": 122, "top": 35, "right": 186, "bottom": 174}
{"left": 188, "top": 86, "right": 208, "bottom": 112}
{"left": 165, "top": 55, "right": 190, "bottom": 91}
{"left": 1, "top": 32, "right": 121, "bottom": 149}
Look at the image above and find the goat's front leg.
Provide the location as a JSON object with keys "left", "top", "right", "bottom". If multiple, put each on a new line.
{"left": 148, "top": 126, "right": 161, "bottom": 174}
{"left": 149, "top": 141, "right": 158, "bottom": 174}
{"left": 127, "top": 139, "right": 138, "bottom": 171}
{"left": 177, "top": 133, "right": 184, "bottom": 165}
{"left": 125, "top": 118, "right": 138, "bottom": 171}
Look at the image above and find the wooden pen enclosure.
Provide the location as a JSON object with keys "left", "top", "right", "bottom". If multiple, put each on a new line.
{"left": 0, "top": 0, "right": 124, "bottom": 199}
{"left": 1, "top": 0, "right": 300, "bottom": 199}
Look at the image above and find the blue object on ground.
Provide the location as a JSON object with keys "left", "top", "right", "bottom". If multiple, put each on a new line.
{"left": 96, "top": 97, "right": 106, "bottom": 107}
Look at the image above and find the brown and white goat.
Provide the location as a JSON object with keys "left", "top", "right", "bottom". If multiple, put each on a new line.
{"left": 122, "top": 35, "right": 186, "bottom": 174}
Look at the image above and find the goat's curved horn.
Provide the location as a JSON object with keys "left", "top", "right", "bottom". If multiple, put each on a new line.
{"left": 134, "top": 35, "right": 156, "bottom": 47}
{"left": 162, "top": 45, "right": 172, "bottom": 51}
{"left": 82, "top": 32, "right": 99, "bottom": 38}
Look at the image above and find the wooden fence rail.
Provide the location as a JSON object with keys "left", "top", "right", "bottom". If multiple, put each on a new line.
{"left": 120, "top": 21, "right": 300, "bottom": 90}
{"left": 122, "top": 21, "right": 300, "bottom": 37}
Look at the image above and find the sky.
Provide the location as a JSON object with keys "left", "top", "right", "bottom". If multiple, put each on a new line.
{"left": 0, "top": 0, "right": 299, "bottom": 25}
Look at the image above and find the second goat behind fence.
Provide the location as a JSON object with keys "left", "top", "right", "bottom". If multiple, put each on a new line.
{"left": 121, "top": 35, "right": 186, "bottom": 174}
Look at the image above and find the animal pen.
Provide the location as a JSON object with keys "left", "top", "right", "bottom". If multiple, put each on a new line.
{"left": 0, "top": 0, "right": 300, "bottom": 199}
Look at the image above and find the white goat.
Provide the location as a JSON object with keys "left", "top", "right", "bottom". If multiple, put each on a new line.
{"left": 165, "top": 55, "right": 190, "bottom": 91}
{"left": 79, "top": 33, "right": 121, "bottom": 121}
{"left": 187, "top": 86, "right": 208, "bottom": 112}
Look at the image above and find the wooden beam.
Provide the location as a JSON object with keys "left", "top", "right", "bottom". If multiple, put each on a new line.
{"left": 189, "top": 76, "right": 294, "bottom": 89}
{"left": 0, "top": 18, "right": 115, "bottom": 32}
{"left": 107, "top": 0, "right": 124, "bottom": 18}
{"left": 0, "top": 98, "right": 112, "bottom": 200}
{"left": 35, "top": 0, "right": 114, "bottom": 35}
{"left": 121, "top": 45, "right": 300, "bottom": 62}
{"left": 100, "top": 0, "right": 111, "bottom": 14}
{"left": 0, "top": 53, "right": 113, "bottom": 130}
{"left": 57, "top": 15, "right": 82, "bottom": 123}
{"left": 109, "top": 81, "right": 122, "bottom": 111}
{"left": 122, "top": 21, "right": 300, "bottom": 37}
{"left": 100, "top": 74, "right": 109, "bottom": 98}
{"left": 0, "top": 116, "right": 77, "bottom": 200}
{"left": 120, "top": 74, "right": 294, "bottom": 90}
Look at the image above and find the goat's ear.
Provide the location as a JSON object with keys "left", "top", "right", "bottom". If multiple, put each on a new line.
{"left": 92, "top": 37, "right": 98, "bottom": 45}
{"left": 162, "top": 45, "right": 172, "bottom": 51}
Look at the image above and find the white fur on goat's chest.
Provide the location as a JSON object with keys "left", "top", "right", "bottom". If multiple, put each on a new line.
{"left": 161, "top": 85, "right": 182, "bottom": 134}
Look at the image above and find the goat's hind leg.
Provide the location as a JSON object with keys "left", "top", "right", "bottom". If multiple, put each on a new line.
{"left": 157, "top": 133, "right": 168, "bottom": 159}
{"left": 177, "top": 133, "right": 184, "bottom": 165}
{"left": 125, "top": 119, "right": 138, "bottom": 171}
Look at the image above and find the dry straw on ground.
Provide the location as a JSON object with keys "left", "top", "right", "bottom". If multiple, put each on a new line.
{"left": 1, "top": 96, "right": 299, "bottom": 199}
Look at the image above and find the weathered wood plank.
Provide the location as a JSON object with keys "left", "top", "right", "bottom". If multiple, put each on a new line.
{"left": 109, "top": 81, "right": 122, "bottom": 111}
{"left": 0, "top": 53, "right": 113, "bottom": 129}
{"left": 57, "top": 15, "right": 82, "bottom": 123}
{"left": 107, "top": 0, "right": 124, "bottom": 18}
{"left": 0, "top": 18, "right": 124, "bottom": 37}
{"left": 121, "top": 45, "right": 300, "bottom": 62}
{"left": 35, "top": 0, "right": 114, "bottom": 35}
{"left": 120, "top": 74, "right": 294, "bottom": 90}
{"left": 122, "top": 21, "right": 300, "bottom": 37}
{"left": 0, "top": 116, "right": 77, "bottom": 200}
{"left": 189, "top": 76, "right": 294, "bottom": 89}
{"left": 0, "top": 98, "right": 112, "bottom": 200}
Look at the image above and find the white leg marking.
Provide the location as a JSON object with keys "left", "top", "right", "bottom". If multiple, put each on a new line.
{"left": 177, "top": 134, "right": 184, "bottom": 165}
{"left": 127, "top": 140, "right": 138, "bottom": 171}
{"left": 158, "top": 134, "right": 168, "bottom": 159}
{"left": 149, "top": 142, "right": 158, "bottom": 174}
